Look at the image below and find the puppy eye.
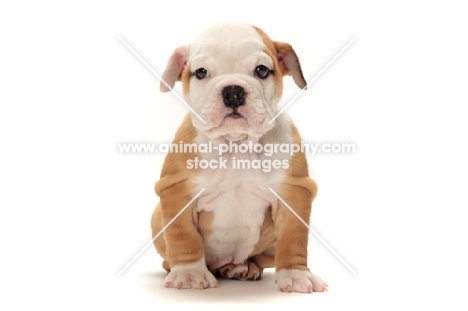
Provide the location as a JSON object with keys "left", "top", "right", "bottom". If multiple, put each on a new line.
{"left": 192, "top": 68, "right": 210, "bottom": 80}
{"left": 254, "top": 65, "right": 272, "bottom": 79}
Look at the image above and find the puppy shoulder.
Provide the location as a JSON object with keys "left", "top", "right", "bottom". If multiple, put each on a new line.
{"left": 155, "top": 114, "right": 199, "bottom": 195}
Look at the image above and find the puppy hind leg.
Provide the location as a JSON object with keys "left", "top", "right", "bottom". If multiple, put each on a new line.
{"left": 217, "top": 254, "right": 274, "bottom": 281}
{"left": 151, "top": 203, "right": 170, "bottom": 271}
{"left": 250, "top": 252, "right": 275, "bottom": 270}
{"left": 162, "top": 260, "right": 170, "bottom": 272}
{"left": 246, "top": 252, "right": 275, "bottom": 280}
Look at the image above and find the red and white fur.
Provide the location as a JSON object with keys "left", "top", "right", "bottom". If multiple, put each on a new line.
{"left": 151, "top": 22, "right": 327, "bottom": 293}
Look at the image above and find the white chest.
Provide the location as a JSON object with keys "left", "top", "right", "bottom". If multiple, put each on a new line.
{"left": 191, "top": 115, "right": 294, "bottom": 270}
{"left": 194, "top": 150, "right": 285, "bottom": 270}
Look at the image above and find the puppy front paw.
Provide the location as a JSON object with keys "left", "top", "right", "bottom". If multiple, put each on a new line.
{"left": 275, "top": 269, "right": 328, "bottom": 293}
{"left": 164, "top": 259, "right": 218, "bottom": 290}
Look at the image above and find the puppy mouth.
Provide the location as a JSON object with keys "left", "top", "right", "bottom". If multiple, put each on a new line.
{"left": 225, "top": 110, "right": 244, "bottom": 119}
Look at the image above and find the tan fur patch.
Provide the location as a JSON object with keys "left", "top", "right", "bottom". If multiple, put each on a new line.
{"left": 253, "top": 26, "right": 284, "bottom": 100}
{"left": 151, "top": 114, "right": 205, "bottom": 268}
{"left": 181, "top": 61, "right": 191, "bottom": 95}
{"left": 274, "top": 123, "right": 317, "bottom": 271}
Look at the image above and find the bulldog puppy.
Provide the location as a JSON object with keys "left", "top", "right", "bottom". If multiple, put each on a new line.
{"left": 151, "top": 21, "right": 327, "bottom": 293}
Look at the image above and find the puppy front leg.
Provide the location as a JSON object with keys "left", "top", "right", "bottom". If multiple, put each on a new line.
{"left": 158, "top": 181, "right": 218, "bottom": 289}
{"left": 274, "top": 183, "right": 327, "bottom": 293}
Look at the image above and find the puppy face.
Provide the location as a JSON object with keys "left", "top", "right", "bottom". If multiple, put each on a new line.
{"left": 161, "top": 22, "right": 306, "bottom": 142}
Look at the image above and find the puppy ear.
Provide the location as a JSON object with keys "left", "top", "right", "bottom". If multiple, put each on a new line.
{"left": 160, "top": 45, "right": 190, "bottom": 92}
{"left": 273, "top": 42, "right": 307, "bottom": 90}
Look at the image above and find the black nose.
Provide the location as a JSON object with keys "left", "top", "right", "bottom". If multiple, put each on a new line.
{"left": 222, "top": 85, "right": 245, "bottom": 108}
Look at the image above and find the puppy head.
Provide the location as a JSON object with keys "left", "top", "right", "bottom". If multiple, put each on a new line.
{"left": 160, "top": 22, "right": 306, "bottom": 141}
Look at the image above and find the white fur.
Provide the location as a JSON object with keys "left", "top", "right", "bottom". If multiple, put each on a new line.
{"left": 183, "top": 22, "right": 278, "bottom": 139}
{"left": 193, "top": 114, "right": 293, "bottom": 271}
{"left": 164, "top": 257, "right": 218, "bottom": 289}
{"left": 276, "top": 269, "right": 328, "bottom": 293}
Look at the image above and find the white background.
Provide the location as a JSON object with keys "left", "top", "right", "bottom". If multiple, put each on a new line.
{"left": 1, "top": 0, "right": 468, "bottom": 309}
